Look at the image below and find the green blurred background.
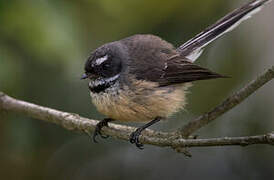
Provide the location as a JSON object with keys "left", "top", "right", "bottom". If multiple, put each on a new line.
{"left": 0, "top": 0, "right": 273, "bottom": 179}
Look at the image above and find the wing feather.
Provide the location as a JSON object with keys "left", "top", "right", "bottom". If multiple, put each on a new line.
{"left": 158, "top": 58, "right": 225, "bottom": 86}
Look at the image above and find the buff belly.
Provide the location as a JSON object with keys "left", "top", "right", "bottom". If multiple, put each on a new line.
{"left": 90, "top": 80, "right": 190, "bottom": 122}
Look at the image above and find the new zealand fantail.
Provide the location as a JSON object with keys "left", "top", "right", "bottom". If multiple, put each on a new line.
{"left": 81, "top": 0, "right": 271, "bottom": 148}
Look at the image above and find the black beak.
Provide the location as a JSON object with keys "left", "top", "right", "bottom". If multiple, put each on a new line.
{"left": 81, "top": 73, "right": 88, "bottom": 80}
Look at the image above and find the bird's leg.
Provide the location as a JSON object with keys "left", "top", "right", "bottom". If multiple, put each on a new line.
{"left": 130, "top": 117, "right": 161, "bottom": 149}
{"left": 93, "top": 118, "right": 114, "bottom": 143}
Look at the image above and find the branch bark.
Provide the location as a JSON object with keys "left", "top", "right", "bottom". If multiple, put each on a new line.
{"left": 178, "top": 66, "right": 274, "bottom": 137}
{"left": 0, "top": 66, "right": 273, "bottom": 151}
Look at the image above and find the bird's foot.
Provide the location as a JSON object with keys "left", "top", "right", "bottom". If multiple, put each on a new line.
{"left": 129, "top": 129, "right": 144, "bottom": 149}
{"left": 129, "top": 117, "right": 162, "bottom": 149}
{"left": 93, "top": 118, "right": 113, "bottom": 143}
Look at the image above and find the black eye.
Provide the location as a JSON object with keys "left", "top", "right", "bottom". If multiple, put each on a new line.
{"left": 102, "top": 62, "right": 111, "bottom": 69}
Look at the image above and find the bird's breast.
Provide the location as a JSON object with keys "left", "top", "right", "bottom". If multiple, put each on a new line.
{"left": 90, "top": 80, "right": 190, "bottom": 122}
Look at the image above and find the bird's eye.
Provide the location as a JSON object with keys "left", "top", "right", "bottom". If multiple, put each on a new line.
{"left": 103, "top": 63, "right": 110, "bottom": 69}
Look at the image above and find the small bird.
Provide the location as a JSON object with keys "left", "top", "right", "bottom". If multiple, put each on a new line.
{"left": 81, "top": 0, "right": 271, "bottom": 148}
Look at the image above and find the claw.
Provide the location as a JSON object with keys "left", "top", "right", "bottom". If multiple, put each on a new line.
{"left": 92, "top": 130, "right": 99, "bottom": 143}
{"left": 129, "top": 117, "right": 161, "bottom": 149}
{"left": 91, "top": 118, "right": 113, "bottom": 143}
{"left": 100, "top": 134, "right": 110, "bottom": 139}
{"left": 130, "top": 129, "right": 144, "bottom": 150}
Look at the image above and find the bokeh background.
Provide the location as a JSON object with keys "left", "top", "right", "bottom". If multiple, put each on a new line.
{"left": 0, "top": 0, "right": 273, "bottom": 179}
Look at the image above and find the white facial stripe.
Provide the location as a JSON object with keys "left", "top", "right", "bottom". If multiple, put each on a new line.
{"left": 89, "top": 74, "right": 120, "bottom": 88}
{"left": 105, "top": 74, "right": 120, "bottom": 83}
{"left": 95, "top": 55, "right": 108, "bottom": 66}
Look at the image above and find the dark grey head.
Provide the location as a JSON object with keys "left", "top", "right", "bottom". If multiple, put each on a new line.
{"left": 81, "top": 42, "right": 127, "bottom": 93}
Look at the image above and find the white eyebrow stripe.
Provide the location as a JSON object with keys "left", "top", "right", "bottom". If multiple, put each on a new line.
{"left": 95, "top": 55, "right": 108, "bottom": 65}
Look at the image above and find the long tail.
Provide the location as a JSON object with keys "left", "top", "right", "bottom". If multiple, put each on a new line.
{"left": 177, "top": 0, "right": 272, "bottom": 62}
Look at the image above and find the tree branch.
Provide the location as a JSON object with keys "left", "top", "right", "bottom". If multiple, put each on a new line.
{"left": 0, "top": 91, "right": 176, "bottom": 140}
{"left": 0, "top": 93, "right": 272, "bottom": 149}
{"left": 178, "top": 66, "right": 274, "bottom": 137}
{"left": 0, "top": 66, "right": 273, "bottom": 151}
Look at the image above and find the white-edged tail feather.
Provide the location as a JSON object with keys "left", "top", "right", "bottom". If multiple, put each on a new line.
{"left": 178, "top": 0, "right": 272, "bottom": 62}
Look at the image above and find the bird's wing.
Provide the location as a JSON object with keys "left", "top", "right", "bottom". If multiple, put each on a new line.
{"left": 124, "top": 35, "right": 224, "bottom": 86}
{"left": 177, "top": 0, "right": 271, "bottom": 62}
{"left": 157, "top": 56, "right": 225, "bottom": 86}
{"left": 132, "top": 54, "right": 224, "bottom": 87}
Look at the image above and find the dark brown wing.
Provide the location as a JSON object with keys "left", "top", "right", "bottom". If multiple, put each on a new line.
{"left": 131, "top": 54, "right": 225, "bottom": 87}
{"left": 158, "top": 57, "right": 225, "bottom": 86}
{"left": 122, "top": 34, "right": 225, "bottom": 86}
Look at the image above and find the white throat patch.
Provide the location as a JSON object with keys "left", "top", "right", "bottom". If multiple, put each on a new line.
{"left": 89, "top": 74, "right": 120, "bottom": 89}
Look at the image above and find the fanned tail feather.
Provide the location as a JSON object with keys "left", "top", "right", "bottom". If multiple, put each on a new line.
{"left": 177, "top": 0, "right": 272, "bottom": 62}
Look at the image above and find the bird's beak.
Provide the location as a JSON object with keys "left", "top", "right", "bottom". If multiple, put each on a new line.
{"left": 81, "top": 73, "right": 88, "bottom": 80}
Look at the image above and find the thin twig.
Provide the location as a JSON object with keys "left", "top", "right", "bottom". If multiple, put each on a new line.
{"left": 178, "top": 66, "right": 274, "bottom": 137}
